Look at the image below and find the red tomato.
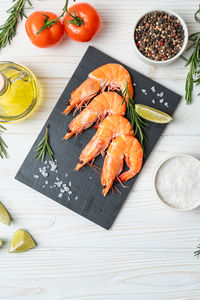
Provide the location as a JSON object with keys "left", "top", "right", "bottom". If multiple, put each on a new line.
{"left": 63, "top": 3, "right": 101, "bottom": 42}
{"left": 25, "top": 12, "right": 64, "bottom": 48}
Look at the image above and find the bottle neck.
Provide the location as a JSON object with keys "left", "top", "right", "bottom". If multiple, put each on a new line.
{"left": 0, "top": 73, "right": 8, "bottom": 96}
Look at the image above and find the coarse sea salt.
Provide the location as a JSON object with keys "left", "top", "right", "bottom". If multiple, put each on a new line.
{"left": 151, "top": 86, "right": 156, "bottom": 92}
{"left": 34, "top": 175, "right": 39, "bottom": 179}
{"left": 55, "top": 180, "right": 63, "bottom": 188}
{"left": 141, "top": 89, "right": 147, "bottom": 94}
{"left": 49, "top": 160, "right": 57, "bottom": 171}
{"left": 155, "top": 156, "right": 200, "bottom": 209}
{"left": 157, "top": 92, "right": 164, "bottom": 97}
{"left": 39, "top": 167, "right": 48, "bottom": 177}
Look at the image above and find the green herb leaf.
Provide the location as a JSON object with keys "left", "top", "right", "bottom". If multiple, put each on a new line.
{"left": 122, "top": 83, "right": 147, "bottom": 148}
{"left": 194, "top": 244, "right": 200, "bottom": 258}
{"left": 0, "top": 0, "right": 32, "bottom": 50}
{"left": 34, "top": 125, "right": 54, "bottom": 162}
{"left": 184, "top": 5, "right": 200, "bottom": 104}
{"left": 0, "top": 125, "right": 8, "bottom": 159}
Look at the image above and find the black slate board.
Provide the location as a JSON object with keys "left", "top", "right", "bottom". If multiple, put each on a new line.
{"left": 15, "top": 46, "right": 181, "bottom": 229}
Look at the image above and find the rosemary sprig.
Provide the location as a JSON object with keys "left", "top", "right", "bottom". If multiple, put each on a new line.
{"left": 184, "top": 5, "right": 200, "bottom": 104}
{"left": 0, "top": 125, "right": 8, "bottom": 159}
{"left": 194, "top": 244, "right": 200, "bottom": 258}
{"left": 34, "top": 125, "right": 54, "bottom": 162}
{"left": 122, "top": 83, "right": 147, "bottom": 147}
{"left": 0, "top": 0, "right": 32, "bottom": 50}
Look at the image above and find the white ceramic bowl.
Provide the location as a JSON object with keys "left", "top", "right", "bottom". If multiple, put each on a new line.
{"left": 153, "top": 154, "right": 200, "bottom": 211}
{"left": 132, "top": 9, "right": 188, "bottom": 65}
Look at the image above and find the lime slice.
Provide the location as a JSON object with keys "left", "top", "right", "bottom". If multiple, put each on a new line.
{"left": 135, "top": 104, "right": 173, "bottom": 123}
{"left": 0, "top": 202, "right": 10, "bottom": 225}
{"left": 0, "top": 240, "right": 3, "bottom": 248}
{"left": 9, "top": 229, "right": 36, "bottom": 253}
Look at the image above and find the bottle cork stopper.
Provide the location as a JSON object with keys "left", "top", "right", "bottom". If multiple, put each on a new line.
{"left": 0, "top": 73, "right": 7, "bottom": 95}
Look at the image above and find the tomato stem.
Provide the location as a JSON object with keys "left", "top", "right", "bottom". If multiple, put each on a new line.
{"left": 36, "top": 0, "right": 84, "bottom": 34}
{"left": 65, "top": 10, "right": 84, "bottom": 26}
{"left": 36, "top": 0, "right": 69, "bottom": 35}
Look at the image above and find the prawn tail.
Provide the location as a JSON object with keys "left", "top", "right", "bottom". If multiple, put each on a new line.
{"left": 118, "top": 169, "right": 137, "bottom": 182}
{"left": 102, "top": 185, "right": 110, "bottom": 197}
{"left": 63, "top": 129, "right": 74, "bottom": 140}
{"left": 63, "top": 100, "right": 75, "bottom": 115}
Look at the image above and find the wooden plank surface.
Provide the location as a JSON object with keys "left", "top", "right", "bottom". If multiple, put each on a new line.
{"left": 1, "top": 0, "right": 200, "bottom": 299}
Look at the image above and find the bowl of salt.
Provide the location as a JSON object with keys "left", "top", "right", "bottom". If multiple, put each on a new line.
{"left": 154, "top": 154, "right": 200, "bottom": 210}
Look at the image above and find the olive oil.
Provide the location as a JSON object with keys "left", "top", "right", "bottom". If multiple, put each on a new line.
{"left": 0, "top": 62, "right": 39, "bottom": 122}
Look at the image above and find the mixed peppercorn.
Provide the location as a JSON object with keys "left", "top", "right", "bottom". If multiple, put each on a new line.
{"left": 135, "top": 11, "right": 185, "bottom": 61}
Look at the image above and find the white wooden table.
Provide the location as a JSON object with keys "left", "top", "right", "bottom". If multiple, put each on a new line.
{"left": 1, "top": 1, "right": 200, "bottom": 299}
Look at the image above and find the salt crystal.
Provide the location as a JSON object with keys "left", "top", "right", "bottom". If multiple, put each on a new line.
{"left": 68, "top": 191, "right": 72, "bottom": 195}
{"left": 45, "top": 180, "right": 48, "bottom": 185}
{"left": 56, "top": 177, "right": 60, "bottom": 181}
{"left": 159, "top": 99, "right": 164, "bottom": 103}
{"left": 69, "top": 181, "right": 72, "bottom": 187}
{"left": 89, "top": 176, "right": 92, "bottom": 179}
{"left": 68, "top": 197, "right": 71, "bottom": 201}
{"left": 157, "top": 92, "right": 164, "bottom": 97}
{"left": 75, "top": 196, "right": 78, "bottom": 200}
{"left": 65, "top": 173, "right": 68, "bottom": 178}
{"left": 151, "top": 86, "right": 156, "bottom": 92}
{"left": 133, "top": 83, "right": 136, "bottom": 86}
{"left": 49, "top": 161, "right": 57, "bottom": 171}
{"left": 34, "top": 175, "right": 39, "bottom": 179}
{"left": 141, "top": 89, "right": 146, "bottom": 94}
{"left": 164, "top": 102, "right": 169, "bottom": 107}
{"left": 42, "top": 185, "right": 45, "bottom": 188}
{"left": 44, "top": 160, "right": 47, "bottom": 165}
{"left": 63, "top": 185, "right": 69, "bottom": 192}
{"left": 55, "top": 181, "right": 63, "bottom": 188}
{"left": 60, "top": 189, "right": 65, "bottom": 193}
{"left": 39, "top": 167, "right": 48, "bottom": 177}
{"left": 152, "top": 99, "right": 155, "bottom": 104}
{"left": 58, "top": 193, "right": 63, "bottom": 198}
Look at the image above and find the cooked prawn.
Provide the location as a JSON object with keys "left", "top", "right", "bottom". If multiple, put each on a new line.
{"left": 64, "top": 63, "right": 133, "bottom": 115}
{"left": 64, "top": 92, "right": 126, "bottom": 140}
{"left": 101, "top": 135, "right": 143, "bottom": 196}
{"left": 75, "top": 115, "right": 134, "bottom": 171}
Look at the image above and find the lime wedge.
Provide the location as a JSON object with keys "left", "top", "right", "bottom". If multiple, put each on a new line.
{"left": 0, "top": 202, "right": 10, "bottom": 225}
{"left": 0, "top": 240, "right": 3, "bottom": 248}
{"left": 9, "top": 229, "right": 36, "bottom": 253}
{"left": 135, "top": 104, "right": 173, "bottom": 123}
